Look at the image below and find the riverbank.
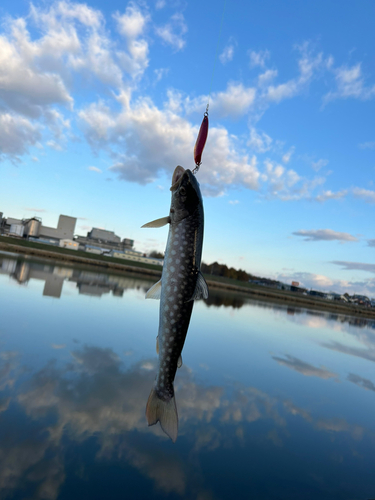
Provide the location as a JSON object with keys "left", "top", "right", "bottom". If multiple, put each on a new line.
{"left": 1, "top": 236, "right": 375, "bottom": 320}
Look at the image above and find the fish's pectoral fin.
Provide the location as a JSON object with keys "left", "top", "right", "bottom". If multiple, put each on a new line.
{"left": 146, "top": 387, "right": 178, "bottom": 442}
{"left": 188, "top": 271, "right": 209, "bottom": 301}
{"left": 156, "top": 336, "right": 159, "bottom": 354}
{"left": 142, "top": 216, "right": 171, "bottom": 228}
{"left": 177, "top": 355, "right": 182, "bottom": 368}
{"left": 146, "top": 280, "right": 162, "bottom": 299}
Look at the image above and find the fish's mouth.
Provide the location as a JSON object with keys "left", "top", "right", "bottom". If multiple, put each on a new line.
{"left": 170, "top": 166, "right": 185, "bottom": 191}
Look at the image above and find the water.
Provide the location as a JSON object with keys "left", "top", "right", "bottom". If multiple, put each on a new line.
{"left": 1, "top": 251, "right": 375, "bottom": 499}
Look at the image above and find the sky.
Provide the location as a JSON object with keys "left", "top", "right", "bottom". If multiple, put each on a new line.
{"left": 0, "top": 0, "right": 374, "bottom": 296}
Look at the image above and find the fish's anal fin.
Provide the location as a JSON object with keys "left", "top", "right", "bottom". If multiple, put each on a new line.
{"left": 146, "top": 280, "right": 162, "bottom": 299}
{"left": 146, "top": 387, "right": 178, "bottom": 442}
{"left": 142, "top": 216, "right": 171, "bottom": 228}
{"left": 177, "top": 355, "right": 182, "bottom": 368}
{"left": 156, "top": 336, "right": 159, "bottom": 354}
{"left": 188, "top": 271, "right": 209, "bottom": 301}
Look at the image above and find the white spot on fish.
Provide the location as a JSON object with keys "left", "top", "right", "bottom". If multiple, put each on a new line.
{"left": 170, "top": 266, "right": 175, "bottom": 272}
{"left": 171, "top": 250, "right": 176, "bottom": 255}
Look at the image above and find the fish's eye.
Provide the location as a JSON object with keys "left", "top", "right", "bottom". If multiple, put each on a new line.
{"left": 180, "top": 186, "right": 186, "bottom": 196}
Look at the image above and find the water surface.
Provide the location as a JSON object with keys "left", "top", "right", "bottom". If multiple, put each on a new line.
{"left": 1, "top": 251, "right": 375, "bottom": 499}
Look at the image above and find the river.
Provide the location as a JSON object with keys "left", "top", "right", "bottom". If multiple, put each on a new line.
{"left": 0, "top": 251, "right": 374, "bottom": 499}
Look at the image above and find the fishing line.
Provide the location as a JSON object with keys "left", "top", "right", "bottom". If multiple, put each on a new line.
{"left": 206, "top": 0, "right": 227, "bottom": 115}
{"left": 193, "top": 0, "right": 227, "bottom": 174}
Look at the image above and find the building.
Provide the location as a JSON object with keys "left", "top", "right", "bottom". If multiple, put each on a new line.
{"left": 75, "top": 228, "right": 134, "bottom": 253}
{"left": 110, "top": 249, "right": 163, "bottom": 266}
{"left": 39, "top": 215, "right": 76, "bottom": 241}
{"left": 1, "top": 214, "right": 76, "bottom": 244}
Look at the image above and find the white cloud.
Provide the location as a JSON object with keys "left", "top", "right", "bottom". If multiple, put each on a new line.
{"left": 79, "top": 97, "right": 260, "bottom": 194}
{"left": 282, "top": 147, "right": 295, "bottom": 164}
{"left": 352, "top": 187, "right": 375, "bottom": 203}
{"left": 258, "top": 69, "right": 278, "bottom": 86}
{"left": 324, "top": 63, "right": 375, "bottom": 103}
{"left": 88, "top": 166, "right": 102, "bottom": 173}
{"left": 0, "top": 1, "right": 151, "bottom": 161}
{"left": 331, "top": 261, "right": 375, "bottom": 274}
{"left": 260, "top": 159, "right": 303, "bottom": 199}
{"left": 24, "top": 207, "right": 46, "bottom": 213}
{"left": 0, "top": 112, "right": 41, "bottom": 159}
{"left": 315, "top": 189, "right": 348, "bottom": 202}
{"left": 220, "top": 40, "right": 235, "bottom": 64}
{"left": 155, "top": 12, "right": 187, "bottom": 51}
{"left": 212, "top": 82, "right": 256, "bottom": 118}
{"left": 115, "top": 3, "right": 148, "bottom": 39}
{"left": 183, "top": 81, "right": 256, "bottom": 119}
{"left": 311, "top": 159, "right": 329, "bottom": 171}
{"left": 249, "top": 49, "right": 270, "bottom": 68}
{"left": 114, "top": 3, "right": 150, "bottom": 80}
{"left": 276, "top": 270, "right": 375, "bottom": 296}
{"left": 47, "top": 140, "right": 63, "bottom": 151}
{"left": 359, "top": 141, "right": 375, "bottom": 150}
{"left": 292, "top": 229, "right": 358, "bottom": 242}
{"left": 155, "top": 0, "right": 166, "bottom": 9}
{"left": 248, "top": 127, "right": 272, "bottom": 153}
{"left": 154, "top": 68, "right": 169, "bottom": 84}
{"left": 229, "top": 200, "right": 239, "bottom": 205}
{"left": 265, "top": 44, "right": 325, "bottom": 103}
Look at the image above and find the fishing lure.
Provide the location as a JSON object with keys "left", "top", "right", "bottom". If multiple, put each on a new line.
{"left": 193, "top": 112, "right": 209, "bottom": 174}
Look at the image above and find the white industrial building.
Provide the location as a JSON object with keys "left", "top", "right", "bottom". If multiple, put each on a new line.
{"left": 1, "top": 214, "right": 76, "bottom": 243}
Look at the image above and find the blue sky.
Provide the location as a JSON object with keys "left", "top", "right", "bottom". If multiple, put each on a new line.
{"left": 1, "top": 0, "right": 375, "bottom": 295}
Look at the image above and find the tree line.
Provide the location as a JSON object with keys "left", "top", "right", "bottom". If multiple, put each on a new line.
{"left": 149, "top": 251, "right": 254, "bottom": 283}
{"left": 201, "top": 261, "right": 253, "bottom": 282}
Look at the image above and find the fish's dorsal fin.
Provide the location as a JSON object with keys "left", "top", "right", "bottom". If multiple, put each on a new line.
{"left": 177, "top": 355, "right": 182, "bottom": 368}
{"left": 188, "top": 271, "right": 209, "bottom": 301}
{"left": 142, "top": 216, "right": 171, "bottom": 228}
{"left": 156, "top": 336, "right": 159, "bottom": 354}
{"left": 146, "top": 280, "right": 162, "bottom": 299}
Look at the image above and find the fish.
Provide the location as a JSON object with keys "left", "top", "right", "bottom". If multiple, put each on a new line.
{"left": 142, "top": 165, "right": 208, "bottom": 442}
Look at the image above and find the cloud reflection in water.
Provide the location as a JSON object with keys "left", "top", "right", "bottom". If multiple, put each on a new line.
{"left": 0, "top": 344, "right": 374, "bottom": 499}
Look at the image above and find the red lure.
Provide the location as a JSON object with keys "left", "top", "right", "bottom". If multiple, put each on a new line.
{"left": 193, "top": 113, "right": 209, "bottom": 168}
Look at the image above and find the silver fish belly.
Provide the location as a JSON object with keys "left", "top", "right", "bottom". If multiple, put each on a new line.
{"left": 142, "top": 166, "right": 208, "bottom": 442}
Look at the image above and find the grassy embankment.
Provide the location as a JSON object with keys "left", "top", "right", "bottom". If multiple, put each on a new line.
{"left": 1, "top": 235, "right": 375, "bottom": 320}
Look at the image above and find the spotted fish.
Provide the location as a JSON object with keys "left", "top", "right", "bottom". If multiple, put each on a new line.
{"left": 142, "top": 165, "right": 208, "bottom": 442}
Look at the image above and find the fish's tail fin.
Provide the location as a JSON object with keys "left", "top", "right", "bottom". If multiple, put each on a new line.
{"left": 146, "top": 387, "right": 178, "bottom": 442}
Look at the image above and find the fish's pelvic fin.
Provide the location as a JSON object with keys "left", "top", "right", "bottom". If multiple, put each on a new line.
{"left": 146, "top": 280, "right": 162, "bottom": 299}
{"left": 177, "top": 355, "right": 182, "bottom": 368}
{"left": 146, "top": 387, "right": 178, "bottom": 443}
{"left": 142, "top": 216, "right": 171, "bottom": 228}
{"left": 156, "top": 336, "right": 159, "bottom": 354}
{"left": 188, "top": 271, "right": 209, "bottom": 301}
